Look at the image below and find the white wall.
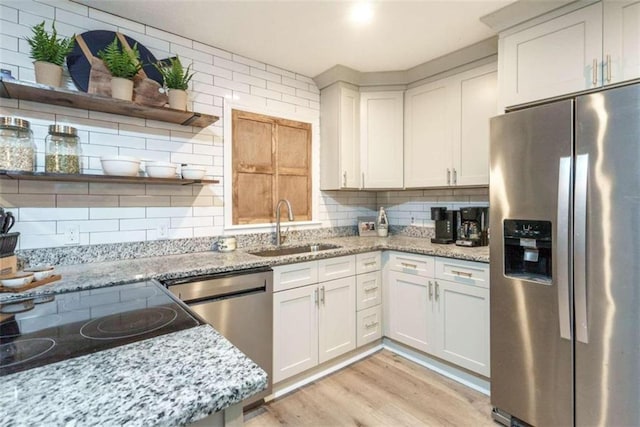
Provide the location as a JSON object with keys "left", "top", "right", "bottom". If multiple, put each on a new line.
{"left": 0, "top": 0, "right": 376, "bottom": 250}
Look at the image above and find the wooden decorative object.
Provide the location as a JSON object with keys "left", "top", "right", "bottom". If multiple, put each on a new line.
{"left": 74, "top": 33, "right": 168, "bottom": 107}
{"left": 0, "top": 255, "right": 17, "bottom": 276}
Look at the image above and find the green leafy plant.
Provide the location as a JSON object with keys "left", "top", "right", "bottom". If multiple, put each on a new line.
{"left": 97, "top": 37, "right": 142, "bottom": 80}
{"left": 26, "top": 21, "right": 75, "bottom": 66}
{"left": 154, "top": 56, "right": 195, "bottom": 90}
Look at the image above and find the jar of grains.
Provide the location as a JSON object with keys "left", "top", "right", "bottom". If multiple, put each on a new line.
{"left": 45, "top": 125, "right": 81, "bottom": 174}
{"left": 0, "top": 117, "right": 36, "bottom": 172}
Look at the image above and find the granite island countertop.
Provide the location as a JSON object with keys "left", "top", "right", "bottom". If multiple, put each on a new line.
{"left": 0, "top": 325, "right": 268, "bottom": 426}
{"left": 0, "top": 235, "right": 489, "bottom": 303}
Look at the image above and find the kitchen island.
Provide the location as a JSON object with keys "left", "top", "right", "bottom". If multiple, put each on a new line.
{"left": 0, "top": 324, "right": 267, "bottom": 426}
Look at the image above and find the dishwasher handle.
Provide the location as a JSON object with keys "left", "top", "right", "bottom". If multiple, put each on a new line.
{"left": 165, "top": 270, "right": 272, "bottom": 303}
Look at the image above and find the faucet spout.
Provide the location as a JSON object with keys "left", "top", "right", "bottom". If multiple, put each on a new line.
{"left": 275, "top": 199, "right": 294, "bottom": 246}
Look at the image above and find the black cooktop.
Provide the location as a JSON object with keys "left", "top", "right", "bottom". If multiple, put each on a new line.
{"left": 0, "top": 281, "right": 202, "bottom": 376}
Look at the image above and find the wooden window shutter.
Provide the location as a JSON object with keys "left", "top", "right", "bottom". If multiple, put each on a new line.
{"left": 232, "top": 110, "right": 312, "bottom": 225}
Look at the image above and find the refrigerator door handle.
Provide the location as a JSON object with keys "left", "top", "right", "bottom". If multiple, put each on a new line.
{"left": 575, "top": 153, "right": 589, "bottom": 344}
{"left": 557, "top": 156, "right": 572, "bottom": 340}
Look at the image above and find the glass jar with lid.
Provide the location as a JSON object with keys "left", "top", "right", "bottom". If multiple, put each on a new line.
{"left": 0, "top": 117, "right": 36, "bottom": 172}
{"left": 45, "top": 125, "right": 81, "bottom": 174}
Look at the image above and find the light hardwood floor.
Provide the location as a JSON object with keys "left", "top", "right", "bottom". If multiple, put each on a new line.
{"left": 244, "top": 350, "right": 493, "bottom": 426}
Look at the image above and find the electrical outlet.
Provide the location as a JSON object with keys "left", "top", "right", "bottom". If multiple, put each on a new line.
{"left": 65, "top": 225, "right": 80, "bottom": 245}
{"left": 157, "top": 221, "right": 169, "bottom": 240}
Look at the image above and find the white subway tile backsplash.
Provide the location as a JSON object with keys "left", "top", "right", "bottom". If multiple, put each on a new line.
{"left": 90, "top": 230, "right": 146, "bottom": 245}
{"left": 266, "top": 64, "right": 295, "bottom": 79}
{"left": 0, "top": 4, "right": 19, "bottom": 22}
{"left": 20, "top": 207, "right": 88, "bottom": 221}
{"left": 171, "top": 216, "right": 213, "bottom": 228}
{"left": 170, "top": 152, "right": 213, "bottom": 166}
{"left": 233, "top": 71, "right": 266, "bottom": 88}
{"left": 57, "top": 219, "right": 119, "bottom": 233}
{"left": 119, "top": 124, "right": 170, "bottom": 140}
{"left": 15, "top": 1, "right": 55, "bottom": 19}
{"left": 267, "top": 81, "right": 296, "bottom": 96}
{"left": 146, "top": 26, "right": 192, "bottom": 48}
{"left": 90, "top": 132, "right": 146, "bottom": 150}
{"left": 171, "top": 43, "right": 212, "bottom": 64}
{"left": 193, "top": 41, "right": 232, "bottom": 60}
{"left": 214, "top": 76, "right": 250, "bottom": 94}
{"left": 282, "top": 76, "right": 309, "bottom": 91}
{"left": 90, "top": 208, "right": 145, "bottom": 220}
{"left": 146, "top": 206, "right": 193, "bottom": 218}
{"left": 214, "top": 56, "right": 250, "bottom": 74}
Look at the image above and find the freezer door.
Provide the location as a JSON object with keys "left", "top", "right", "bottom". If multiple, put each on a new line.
{"left": 575, "top": 83, "right": 640, "bottom": 426}
{"left": 489, "top": 100, "right": 573, "bottom": 427}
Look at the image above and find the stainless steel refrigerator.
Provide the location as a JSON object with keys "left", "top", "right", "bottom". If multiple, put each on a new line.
{"left": 489, "top": 82, "right": 640, "bottom": 426}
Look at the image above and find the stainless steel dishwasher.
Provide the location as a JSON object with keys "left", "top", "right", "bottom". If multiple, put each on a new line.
{"left": 162, "top": 266, "right": 272, "bottom": 406}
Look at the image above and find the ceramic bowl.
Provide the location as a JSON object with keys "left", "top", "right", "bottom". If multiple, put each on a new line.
{"left": 24, "top": 265, "right": 55, "bottom": 281}
{"left": 181, "top": 165, "right": 207, "bottom": 180}
{"left": 0, "top": 272, "right": 34, "bottom": 288}
{"left": 100, "top": 156, "right": 141, "bottom": 176}
{"left": 146, "top": 161, "right": 177, "bottom": 178}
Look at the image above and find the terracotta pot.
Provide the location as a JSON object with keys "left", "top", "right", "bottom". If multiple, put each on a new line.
{"left": 34, "top": 61, "right": 63, "bottom": 87}
{"left": 111, "top": 77, "right": 134, "bottom": 101}
{"left": 168, "top": 89, "right": 188, "bottom": 111}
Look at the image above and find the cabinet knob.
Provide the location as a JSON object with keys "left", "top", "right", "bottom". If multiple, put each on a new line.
{"left": 453, "top": 168, "right": 457, "bottom": 185}
{"left": 447, "top": 169, "right": 451, "bottom": 185}
{"left": 428, "top": 281, "right": 433, "bottom": 300}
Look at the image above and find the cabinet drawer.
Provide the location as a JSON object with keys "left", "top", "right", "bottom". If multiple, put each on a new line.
{"left": 435, "top": 257, "right": 489, "bottom": 289}
{"left": 387, "top": 252, "right": 435, "bottom": 277}
{"left": 273, "top": 261, "right": 318, "bottom": 292}
{"left": 357, "top": 305, "right": 382, "bottom": 347}
{"left": 356, "top": 271, "right": 382, "bottom": 310}
{"left": 318, "top": 255, "right": 356, "bottom": 282}
{"left": 356, "top": 251, "right": 381, "bottom": 274}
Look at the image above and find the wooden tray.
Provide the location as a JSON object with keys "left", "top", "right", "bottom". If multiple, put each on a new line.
{"left": 0, "top": 274, "right": 62, "bottom": 293}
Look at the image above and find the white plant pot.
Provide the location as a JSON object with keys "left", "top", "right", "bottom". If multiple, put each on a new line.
{"left": 168, "top": 89, "right": 188, "bottom": 111}
{"left": 111, "top": 77, "right": 134, "bottom": 101}
{"left": 34, "top": 61, "right": 63, "bottom": 87}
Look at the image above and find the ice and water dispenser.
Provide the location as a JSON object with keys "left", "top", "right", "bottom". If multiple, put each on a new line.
{"left": 503, "top": 220, "right": 552, "bottom": 284}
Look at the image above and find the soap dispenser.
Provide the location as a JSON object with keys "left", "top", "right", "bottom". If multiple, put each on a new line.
{"left": 376, "top": 207, "right": 389, "bottom": 237}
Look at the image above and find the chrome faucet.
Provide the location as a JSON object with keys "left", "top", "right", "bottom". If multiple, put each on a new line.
{"left": 275, "top": 199, "right": 294, "bottom": 246}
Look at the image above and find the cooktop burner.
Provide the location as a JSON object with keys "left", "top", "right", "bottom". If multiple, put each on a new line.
{"left": 0, "top": 338, "right": 56, "bottom": 368}
{"left": 0, "top": 281, "right": 201, "bottom": 376}
{"left": 80, "top": 307, "right": 178, "bottom": 340}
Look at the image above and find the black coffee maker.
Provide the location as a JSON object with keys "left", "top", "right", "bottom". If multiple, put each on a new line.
{"left": 431, "top": 207, "right": 458, "bottom": 244}
{"left": 456, "top": 207, "right": 489, "bottom": 247}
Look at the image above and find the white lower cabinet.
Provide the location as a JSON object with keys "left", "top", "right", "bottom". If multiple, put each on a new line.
{"left": 387, "top": 270, "right": 436, "bottom": 353}
{"left": 273, "top": 257, "right": 356, "bottom": 383}
{"left": 357, "top": 305, "right": 382, "bottom": 347}
{"left": 436, "top": 279, "right": 490, "bottom": 377}
{"left": 385, "top": 252, "right": 490, "bottom": 377}
{"left": 273, "top": 284, "right": 319, "bottom": 383}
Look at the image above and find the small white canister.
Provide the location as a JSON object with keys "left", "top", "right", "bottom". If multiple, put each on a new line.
{"left": 218, "top": 236, "right": 237, "bottom": 252}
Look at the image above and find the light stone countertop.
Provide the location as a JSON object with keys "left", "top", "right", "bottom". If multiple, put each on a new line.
{"left": 0, "top": 235, "right": 487, "bottom": 425}
{"left": 0, "top": 235, "right": 489, "bottom": 303}
{"left": 0, "top": 325, "right": 267, "bottom": 427}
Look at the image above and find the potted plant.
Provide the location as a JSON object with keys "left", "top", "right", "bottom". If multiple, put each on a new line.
{"left": 25, "top": 21, "right": 75, "bottom": 87}
{"left": 155, "top": 56, "right": 195, "bottom": 111}
{"left": 97, "top": 36, "right": 142, "bottom": 101}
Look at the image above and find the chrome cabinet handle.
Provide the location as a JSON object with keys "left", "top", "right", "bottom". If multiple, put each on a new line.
{"left": 606, "top": 54, "right": 612, "bottom": 83}
{"left": 320, "top": 286, "right": 325, "bottom": 305}
{"left": 557, "top": 156, "right": 571, "bottom": 341}
{"left": 446, "top": 168, "right": 451, "bottom": 185}
{"left": 435, "top": 281, "right": 440, "bottom": 301}
{"left": 451, "top": 270, "right": 472, "bottom": 278}
{"left": 592, "top": 58, "right": 598, "bottom": 86}
{"left": 314, "top": 288, "right": 319, "bottom": 306}
{"left": 401, "top": 262, "right": 417, "bottom": 269}
{"left": 575, "top": 154, "right": 589, "bottom": 344}
{"left": 342, "top": 171, "right": 347, "bottom": 187}
{"left": 453, "top": 168, "right": 457, "bottom": 185}
{"left": 365, "top": 321, "right": 379, "bottom": 328}
{"left": 364, "top": 261, "right": 377, "bottom": 267}
{"left": 364, "top": 285, "right": 377, "bottom": 292}
{"left": 428, "top": 281, "right": 433, "bottom": 300}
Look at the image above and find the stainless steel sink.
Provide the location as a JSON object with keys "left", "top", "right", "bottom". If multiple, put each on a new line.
{"left": 249, "top": 243, "right": 341, "bottom": 257}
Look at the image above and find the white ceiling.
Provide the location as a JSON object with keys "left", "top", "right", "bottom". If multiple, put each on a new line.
{"left": 77, "top": 0, "right": 516, "bottom": 78}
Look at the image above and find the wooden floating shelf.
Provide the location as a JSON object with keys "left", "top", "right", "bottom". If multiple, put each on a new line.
{"left": 0, "top": 78, "right": 219, "bottom": 128}
{"left": 0, "top": 171, "right": 219, "bottom": 185}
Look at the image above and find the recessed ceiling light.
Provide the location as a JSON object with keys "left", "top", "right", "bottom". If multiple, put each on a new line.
{"left": 350, "top": 2, "right": 374, "bottom": 24}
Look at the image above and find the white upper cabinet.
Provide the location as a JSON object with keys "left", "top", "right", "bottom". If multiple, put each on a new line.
{"left": 360, "top": 91, "right": 404, "bottom": 189}
{"left": 404, "top": 62, "right": 497, "bottom": 188}
{"left": 603, "top": 1, "right": 640, "bottom": 85}
{"left": 404, "top": 81, "right": 452, "bottom": 188}
{"left": 499, "top": 1, "right": 640, "bottom": 109}
{"left": 320, "top": 83, "right": 361, "bottom": 190}
{"left": 454, "top": 66, "right": 498, "bottom": 186}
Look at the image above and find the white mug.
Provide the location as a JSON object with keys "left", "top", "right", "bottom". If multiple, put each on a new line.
{"left": 218, "top": 236, "right": 237, "bottom": 252}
